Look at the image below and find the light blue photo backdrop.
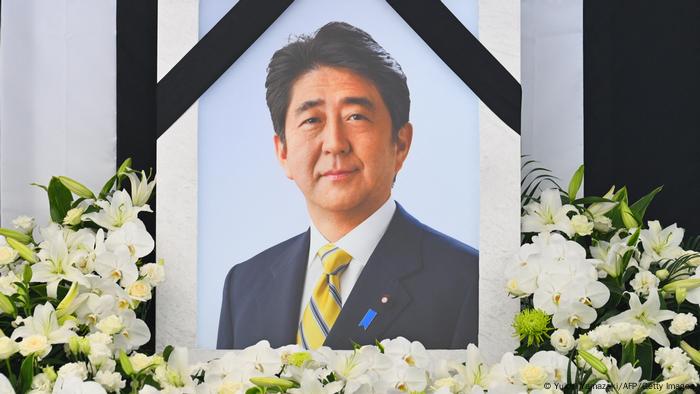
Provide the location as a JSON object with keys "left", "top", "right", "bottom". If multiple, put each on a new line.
{"left": 198, "top": 0, "right": 479, "bottom": 348}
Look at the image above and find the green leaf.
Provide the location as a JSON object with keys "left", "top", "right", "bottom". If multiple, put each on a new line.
{"left": 621, "top": 340, "right": 636, "bottom": 366}
{"left": 629, "top": 186, "right": 663, "bottom": 224}
{"left": 48, "top": 177, "right": 73, "bottom": 223}
{"left": 612, "top": 186, "right": 629, "bottom": 204}
{"left": 163, "top": 345, "right": 174, "bottom": 362}
{"left": 117, "top": 158, "right": 132, "bottom": 176}
{"left": 0, "top": 228, "right": 31, "bottom": 244}
{"left": 567, "top": 165, "right": 584, "bottom": 203}
{"left": 637, "top": 339, "right": 653, "bottom": 380}
{"left": 245, "top": 388, "right": 262, "bottom": 394}
{"left": 58, "top": 176, "right": 95, "bottom": 199}
{"left": 30, "top": 182, "right": 48, "bottom": 192}
{"left": 571, "top": 196, "right": 616, "bottom": 205}
{"left": 99, "top": 174, "right": 118, "bottom": 199}
{"left": 19, "top": 355, "right": 35, "bottom": 394}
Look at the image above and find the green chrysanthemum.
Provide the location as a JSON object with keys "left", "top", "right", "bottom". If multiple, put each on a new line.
{"left": 513, "top": 308, "right": 553, "bottom": 346}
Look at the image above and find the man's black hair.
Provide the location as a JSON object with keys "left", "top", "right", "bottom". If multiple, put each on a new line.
{"left": 265, "top": 21, "right": 410, "bottom": 143}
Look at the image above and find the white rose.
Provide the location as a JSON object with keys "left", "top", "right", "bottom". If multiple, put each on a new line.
{"left": 57, "top": 362, "right": 88, "bottom": 381}
{"left": 139, "top": 263, "right": 165, "bottom": 286}
{"left": 127, "top": 280, "right": 152, "bottom": 302}
{"left": 0, "top": 271, "right": 19, "bottom": 296}
{"left": 12, "top": 215, "right": 35, "bottom": 234}
{"left": 94, "top": 370, "right": 126, "bottom": 392}
{"left": 593, "top": 216, "right": 613, "bottom": 233}
{"left": 63, "top": 207, "right": 87, "bottom": 226}
{"left": 550, "top": 329, "right": 575, "bottom": 354}
{"left": 19, "top": 334, "right": 51, "bottom": 359}
{"left": 669, "top": 313, "right": 697, "bottom": 336}
{"left": 0, "top": 246, "right": 19, "bottom": 266}
{"left": 571, "top": 214, "right": 594, "bottom": 236}
{"left": 30, "top": 372, "right": 54, "bottom": 392}
{"left": 0, "top": 337, "right": 19, "bottom": 360}
{"left": 630, "top": 271, "right": 659, "bottom": 296}
{"left": 87, "top": 332, "right": 114, "bottom": 367}
{"left": 96, "top": 315, "right": 123, "bottom": 335}
{"left": 519, "top": 364, "right": 547, "bottom": 389}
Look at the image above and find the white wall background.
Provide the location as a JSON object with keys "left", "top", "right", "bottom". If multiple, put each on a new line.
{"left": 0, "top": 0, "right": 117, "bottom": 227}
{"left": 196, "top": 0, "right": 481, "bottom": 349}
{"left": 521, "top": 0, "right": 583, "bottom": 190}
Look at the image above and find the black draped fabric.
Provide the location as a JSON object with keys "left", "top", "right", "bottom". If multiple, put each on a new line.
{"left": 584, "top": 0, "right": 700, "bottom": 236}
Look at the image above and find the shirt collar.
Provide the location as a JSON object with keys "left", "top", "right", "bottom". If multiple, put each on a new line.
{"left": 308, "top": 196, "right": 397, "bottom": 265}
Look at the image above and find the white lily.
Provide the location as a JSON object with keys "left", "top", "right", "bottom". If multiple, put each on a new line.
{"left": 605, "top": 290, "right": 677, "bottom": 346}
{"left": 685, "top": 267, "right": 700, "bottom": 305}
{"left": 104, "top": 221, "right": 154, "bottom": 264}
{"left": 0, "top": 373, "right": 14, "bottom": 394}
{"left": 639, "top": 221, "right": 685, "bottom": 268}
{"left": 32, "top": 233, "right": 90, "bottom": 298}
{"left": 606, "top": 363, "right": 642, "bottom": 394}
{"left": 522, "top": 189, "right": 578, "bottom": 237}
{"left": 585, "top": 186, "right": 618, "bottom": 233}
{"left": 154, "top": 347, "right": 195, "bottom": 390}
{"left": 82, "top": 190, "right": 151, "bottom": 231}
{"left": 126, "top": 170, "right": 156, "bottom": 207}
{"left": 11, "top": 303, "right": 76, "bottom": 358}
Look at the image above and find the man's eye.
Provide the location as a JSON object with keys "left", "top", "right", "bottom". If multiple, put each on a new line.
{"left": 301, "top": 117, "right": 320, "bottom": 126}
{"left": 348, "top": 114, "right": 367, "bottom": 121}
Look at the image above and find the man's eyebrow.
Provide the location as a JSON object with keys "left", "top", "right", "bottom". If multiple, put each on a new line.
{"left": 294, "top": 99, "right": 324, "bottom": 115}
{"left": 343, "top": 96, "right": 375, "bottom": 110}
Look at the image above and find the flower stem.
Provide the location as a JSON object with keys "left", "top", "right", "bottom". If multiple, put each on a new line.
{"left": 5, "top": 358, "right": 16, "bottom": 388}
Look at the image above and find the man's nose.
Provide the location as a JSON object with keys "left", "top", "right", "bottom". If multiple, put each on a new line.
{"left": 322, "top": 118, "right": 350, "bottom": 155}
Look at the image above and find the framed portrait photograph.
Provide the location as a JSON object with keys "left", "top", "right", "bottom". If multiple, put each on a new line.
{"left": 155, "top": 0, "right": 520, "bottom": 360}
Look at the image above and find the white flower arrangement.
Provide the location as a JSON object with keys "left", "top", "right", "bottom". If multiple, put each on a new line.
{"left": 1, "top": 161, "right": 698, "bottom": 393}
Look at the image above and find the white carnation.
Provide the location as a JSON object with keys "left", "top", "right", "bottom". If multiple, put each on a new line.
{"left": 669, "top": 313, "right": 697, "bottom": 336}
{"left": 630, "top": 271, "right": 659, "bottom": 296}
{"left": 94, "top": 370, "right": 126, "bottom": 393}
{"left": 655, "top": 347, "right": 700, "bottom": 384}
{"left": 57, "top": 362, "right": 88, "bottom": 381}
{"left": 12, "top": 215, "right": 35, "bottom": 234}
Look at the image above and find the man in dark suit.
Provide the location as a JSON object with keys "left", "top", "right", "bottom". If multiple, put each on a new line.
{"left": 217, "top": 21, "right": 478, "bottom": 350}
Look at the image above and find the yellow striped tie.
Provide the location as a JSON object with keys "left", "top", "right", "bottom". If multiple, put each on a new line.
{"left": 297, "top": 244, "right": 352, "bottom": 349}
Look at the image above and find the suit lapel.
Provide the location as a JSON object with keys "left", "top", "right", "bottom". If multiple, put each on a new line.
{"left": 324, "top": 205, "right": 423, "bottom": 349}
{"left": 257, "top": 230, "right": 309, "bottom": 347}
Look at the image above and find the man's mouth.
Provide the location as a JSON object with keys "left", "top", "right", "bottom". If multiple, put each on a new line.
{"left": 322, "top": 169, "right": 358, "bottom": 181}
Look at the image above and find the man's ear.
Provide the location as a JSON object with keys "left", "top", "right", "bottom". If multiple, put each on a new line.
{"left": 394, "top": 122, "right": 413, "bottom": 173}
{"left": 273, "top": 134, "right": 293, "bottom": 179}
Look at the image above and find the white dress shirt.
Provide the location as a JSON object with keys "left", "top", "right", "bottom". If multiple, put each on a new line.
{"left": 298, "top": 197, "right": 397, "bottom": 324}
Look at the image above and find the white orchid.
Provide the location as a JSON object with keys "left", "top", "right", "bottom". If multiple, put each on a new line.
{"left": 288, "top": 369, "right": 344, "bottom": 394}
{"left": 605, "top": 290, "right": 676, "bottom": 346}
{"left": 487, "top": 352, "right": 528, "bottom": 392}
{"left": 104, "top": 221, "right": 154, "bottom": 264}
{"left": 552, "top": 301, "right": 597, "bottom": 332}
{"left": 82, "top": 190, "right": 151, "bottom": 231}
{"left": 522, "top": 189, "right": 578, "bottom": 237}
{"left": 380, "top": 337, "right": 431, "bottom": 369}
{"left": 52, "top": 376, "right": 107, "bottom": 394}
{"left": 529, "top": 351, "right": 575, "bottom": 388}
{"left": 94, "top": 246, "right": 138, "bottom": 289}
{"left": 107, "top": 309, "right": 150, "bottom": 353}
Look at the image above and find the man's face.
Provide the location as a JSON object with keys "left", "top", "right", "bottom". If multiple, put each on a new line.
{"left": 274, "top": 66, "right": 412, "bottom": 218}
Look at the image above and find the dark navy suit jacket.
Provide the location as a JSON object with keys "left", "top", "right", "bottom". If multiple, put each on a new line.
{"left": 217, "top": 203, "right": 479, "bottom": 350}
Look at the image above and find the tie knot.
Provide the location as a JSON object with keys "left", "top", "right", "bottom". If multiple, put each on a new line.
{"left": 317, "top": 244, "right": 352, "bottom": 276}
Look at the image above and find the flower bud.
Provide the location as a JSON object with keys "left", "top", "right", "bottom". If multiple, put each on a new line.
{"left": 5, "top": 238, "right": 36, "bottom": 263}
{"left": 58, "top": 176, "right": 95, "bottom": 199}
{"left": 63, "top": 207, "right": 86, "bottom": 226}
{"left": 68, "top": 336, "right": 81, "bottom": 355}
{"left": 43, "top": 366, "right": 57, "bottom": 382}
{"left": 675, "top": 287, "right": 687, "bottom": 304}
{"left": 250, "top": 377, "right": 295, "bottom": 390}
{"left": 680, "top": 340, "right": 700, "bottom": 367}
{"left": 663, "top": 278, "right": 700, "bottom": 293}
{"left": 655, "top": 269, "right": 669, "bottom": 281}
{"left": 0, "top": 293, "right": 16, "bottom": 316}
{"left": 578, "top": 349, "right": 608, "bottom": 374}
